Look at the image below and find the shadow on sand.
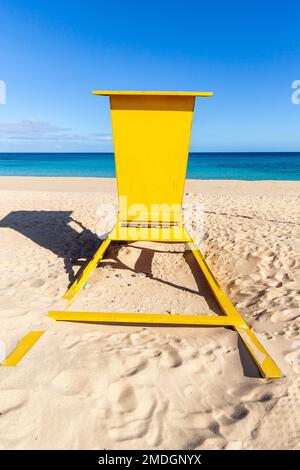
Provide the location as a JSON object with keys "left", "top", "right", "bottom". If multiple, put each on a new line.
{"left": 0, "top": 209, "right": 260, "bottom": 377}
{"left": 0, "top": 210, "right": 99, "bottom": 284}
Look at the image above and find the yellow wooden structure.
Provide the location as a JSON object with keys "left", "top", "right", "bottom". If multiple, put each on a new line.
{"left": 1, "top": 331, "right": 44, "bottom": 366}
{"left": 48, "top": 90, "right": 282, "bottom": 379}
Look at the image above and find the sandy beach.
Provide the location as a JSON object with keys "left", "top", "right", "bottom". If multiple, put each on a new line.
{"left": 0, "top": 176, "right": 300, "bottom": 450}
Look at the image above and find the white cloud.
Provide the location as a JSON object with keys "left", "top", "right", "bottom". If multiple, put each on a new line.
{"left": 0, "top": 119, "right": 112, "bottom": 143}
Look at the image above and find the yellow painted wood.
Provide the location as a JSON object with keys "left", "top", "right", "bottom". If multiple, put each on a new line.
{"left": 63, "top": 238, "right": 111, "bottom": 302}
{"left": 235, "top": 324, "right": 282, "bottom": 379}
{"left": 48, "top": 311, "right": 236, "bottom": 326}
{"left": 188, "top": 240, "right": 248, "bottom": 321}
{"left": 109, "top": 94, "right": 196, "bottom": 222}
{"left": 187, "top": 241, "right": 282, "bottom": 379}
{"left": 93, "top": 90, "right": 213, "bottom": 97}
{"left": 54, "top": 90, "right": 282, "bottom": 379}
{"left": 109, "top": 221, "right": 191, "bottom": 242}
{"left": 59, "top": 235, "right": 282, "bottom": 378}
{"left": 1, "top": 331, "right": 44, "bottom": 367}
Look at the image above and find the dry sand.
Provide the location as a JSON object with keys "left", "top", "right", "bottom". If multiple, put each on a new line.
{"left": 0, "top": 177, "right": 299, "bottom": 450}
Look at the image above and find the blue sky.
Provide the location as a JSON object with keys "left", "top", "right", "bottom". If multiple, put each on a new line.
{"left": 0, "top": 0, "right": 299, "bottom": 152}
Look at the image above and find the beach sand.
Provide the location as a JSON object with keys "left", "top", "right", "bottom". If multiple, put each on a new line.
{"left": 0, "top": 177, "right": 300, "bottom": 450}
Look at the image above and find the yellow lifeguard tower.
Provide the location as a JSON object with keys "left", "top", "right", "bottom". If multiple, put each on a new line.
{"left": 49, "top": 91, "right": 282, "bottom": 379}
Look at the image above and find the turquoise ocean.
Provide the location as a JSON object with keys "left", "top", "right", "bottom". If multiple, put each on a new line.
{"left": 0, "top": 152, "right": 300, "bottom": 180}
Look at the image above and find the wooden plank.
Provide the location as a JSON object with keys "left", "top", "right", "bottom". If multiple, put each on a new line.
{"left": 1, "top": 331, "right": 45, "bottom": 367}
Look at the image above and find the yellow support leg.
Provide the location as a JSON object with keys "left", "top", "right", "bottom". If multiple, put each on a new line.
{"left": 63, "top": 238, "right": 111, "bottom": 302}
{"left": 53, "top": 227, "right": 282, "bottom": 379}
{"left": 48, "top": 310, "right": 236, "bottom": 326}
{"left": 235, "top": 323, "right": 282, "bottom": 379}
{"left": 1, "top": 331, "right": 44, "bottom": 367}
{"left": 187, "top": 240, "right": 282, "bottom": 379}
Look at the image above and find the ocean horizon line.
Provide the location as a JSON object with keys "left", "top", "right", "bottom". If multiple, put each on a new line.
{"left": 1, "top": 151, "right": 300, "bottom": 154}
{"left": 0, "top": 151, "right": 300, "bottom": 180}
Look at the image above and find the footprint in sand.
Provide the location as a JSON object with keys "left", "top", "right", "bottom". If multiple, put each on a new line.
{"left": 285, "top": 340, "right": 300, "bottom": 367}
{"left": 0, "top": 390, "right": 35, "bottom": 449}
{"left": 0, "top": 390, "right": 28, "bottom": 416}
{"left": 283, "top": 323, "right": 300, "bottom": 340}
{"left": 199, "top": 341, "right": 224, "bottom": 376}
{"left": 100, "top": 380, "right": 167, "bottom": 446}
{"left": 108, "top": 382, "right": 138, "bottom": 413}
{"left": 248, "top": 378, "right": 300, "bottom": 449}
{"left": 183, "top": 385, "right": 212, "bottom": 413}
{"left": 120, "top": 354, "right": 148, "bottom": 377}
{"left": 102, "top": 345, "right": 149, "bottom": 377}
{"left": 30, "top": 278, "right": 45, "bottom": 288}
{"left": 158, "top": 345, "right": 182, "bottom": 368}
{"left": 1, "top": 307, "right": 28, "bottom": 317}
{"left": 271, "top": 308, "right": 300, "bottom": 323}
{"left": 167, "top": 404, "right": 221, "bottom": 449}
{"left": 50, "top": 369, "right": 91, "bottom": 396}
